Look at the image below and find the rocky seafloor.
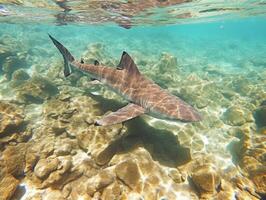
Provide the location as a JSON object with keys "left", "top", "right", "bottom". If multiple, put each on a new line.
{"left": 0, "top": 32, "right": 266, "bottom": 200}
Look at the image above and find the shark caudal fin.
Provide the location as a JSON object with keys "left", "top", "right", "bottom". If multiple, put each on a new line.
{"left": 48, "top": 34, "right": 75, "bottom": 77}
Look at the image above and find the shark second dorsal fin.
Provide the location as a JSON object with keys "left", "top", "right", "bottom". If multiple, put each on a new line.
{"left": 117, "top": 51, "right": 140, "bottom": 76}
{"left": 94, "top": 60, "right": 99, "bottom": 65}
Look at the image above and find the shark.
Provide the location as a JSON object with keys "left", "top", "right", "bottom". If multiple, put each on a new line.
{"left": 49, "top": 35, "right": 202, "bottom": 126}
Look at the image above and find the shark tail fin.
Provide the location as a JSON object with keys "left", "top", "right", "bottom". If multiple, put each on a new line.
{"left": 48, "top": 34, "right": 75, "bottom": 77}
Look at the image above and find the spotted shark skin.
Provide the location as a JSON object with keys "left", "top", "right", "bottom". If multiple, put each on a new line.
{"left": 49, "top": 35, "right": 202, "bottom": 126}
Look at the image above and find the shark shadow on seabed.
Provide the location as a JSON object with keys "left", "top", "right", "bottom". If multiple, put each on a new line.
{"left": 96, "top": 117, "right": 191, "bottom": 168}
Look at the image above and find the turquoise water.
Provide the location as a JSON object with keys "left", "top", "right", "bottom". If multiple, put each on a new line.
{"left": 0, "top": 3, "right": 266, "bottom": 200}
{"left": 1, "top": 17, "right": 266, "bottom": 71}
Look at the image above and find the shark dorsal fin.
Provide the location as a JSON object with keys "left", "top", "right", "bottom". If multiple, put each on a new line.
{"left": 94, "top": 60, "right": 99, "bottom": 65}
{"left": 117, "top": 51, "right": 140, "bottom": 76}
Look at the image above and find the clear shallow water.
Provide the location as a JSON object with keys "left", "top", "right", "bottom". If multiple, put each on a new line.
{"left": 1, "top": 0, "right": 266, "bottom": 26}
{"left": 0, "top": 2, "right": 266, "bottom": 200}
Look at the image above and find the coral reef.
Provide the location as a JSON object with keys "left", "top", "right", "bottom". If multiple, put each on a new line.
{"left": 0, "top": 35, "right": 28, "bottom": 80}
{"left": 15, "top": 75, "right": 59, "bottom": 104}
{"left": 0, "top": 38, "right": 265, "bottom": 200}
{"left": 0, "top": 101, "right": 29, "bottom": 148}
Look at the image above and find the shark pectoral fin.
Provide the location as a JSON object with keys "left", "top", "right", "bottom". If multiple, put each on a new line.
{"left": 95, "top": 103, "right": 145, "bottom": 126}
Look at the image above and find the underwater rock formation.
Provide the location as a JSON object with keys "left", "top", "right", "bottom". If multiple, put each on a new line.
{"left": 191, "top": 164, "right": 221, "bottom": 198}
{"left": 115, "top": 159, "right": 141, "bottom": 190}
{"left": 254, "top": 104, "right": 266, "bottom": 129}
{"left": 0, "top": 170, "right": 20, "bottom": 200}
{"left": 0, "top": 101, "right": 25, "bottom": 136}
{"left": 15, "top": 75, "right": 59, "bottom": 104}
{"left": 2, "top": 54, "right": 27, "bottom": 80}
{"left": 12, "top": 69, "right": 30, "bottom": 81}
{"left": 0, "top": 35, "right": 28, "bottom": 80}
{"left": 222, "top": 106, "right": 253, "bottom": 126}
{"left": 0, "top": 143, "right": 28, "bottom": 200}
{"left": 231, "top": 125, "right": 266, "bottom": 196}
{"left": 34, "top": 157, "right": 60, "bottom": 179}
{"left": 82, "top": 43, "right": 117, "bottom": 67}
{"left": 0, "top": 101, "right": 29, "bottom": 148}
{"left": 2, "top": 143, "right": 28, "bottom": 178}
{"left": 0, "top": 37, "right": 265, "bottom": 199}
{"left": 156, "top": 52, "right": 179, "bottom": 74}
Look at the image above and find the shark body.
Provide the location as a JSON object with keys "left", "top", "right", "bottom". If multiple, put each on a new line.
{"left": 49, "top": 35, "right": 201, "bottom": 126}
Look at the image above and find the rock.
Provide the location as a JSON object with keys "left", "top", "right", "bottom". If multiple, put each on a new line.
{"left": 168, "top": 169, "right": 185, "bottom": 183}
{"left": 82, "top": 43, "right": 116, "bottom": 67}
{"left": 115, "top": 159, "right": 141, "bottom": 190}
{"left": 195, "top": 98, "right": 209, "bottom": 109}
{"left": 100, "top": 181, "right": 123, "bottom": 200}
{"left": 41, "top": 157, "right": 73, "bottom": 188}
{"left": 2, "top": 143, "right": 28, "bottom": 177}
{"left": 232, "top": 126, "right": 266, "bottom": 196}
{"left": 62, "top": 184, "right": 72, "bottom": 198}
{"left": 24, "top": 193, "right": 42, "bottom": 200}
{"left": 0, "top": 174, "right": 20, "bottom": 200}
{"left": 15, "top": 75, "right": 59, "bottom": 104}
{"left": 87, "top": 169, "right": 115, "bottom": 196}
{"left": 233, "top": 175, "right": 261, "bottom": 199}
{"left": 222, "top": 106, "right": 252, "bottom": 126}
{"left": 54, "top": 139, "right": 75, "bottom": 156}
{"left": 252, "top": 171, "right": 266, "bottom": 195}
{"left": 42, "top": 188, "right": 65, "bottom": 200}
{"left": 254, "top": 105, "right": 266, "bottom": 128}
{"left": 25, "top": 148, "right": 39, "bottom": 173}
{"left": 231, "top": 78, "right": 254, "bottom": 96}
{"left": 216, "top": 179, "right": 235, "bottom": 200}
{"left": 12, "top": 69, "right": 30, "bottom": 81}
{"left": 191, "top": 165, "right": 221, "bottom": 197}
{"left": 156, "top": 52, "right": 178, "bottom": 74}
{"left": 2, "top": 54, "right": 27, "bottom": 79}
{"left": 0, "top": 101, "right": 25, "bottom": 137}
{"left": 221, "top": 90, "right": 236, "bottom": 100}
{"left": 34, "top": 157, "right": 59, "bottom": 179}
{"left": 28, "top": 132, "right": 56, "bottom": 159}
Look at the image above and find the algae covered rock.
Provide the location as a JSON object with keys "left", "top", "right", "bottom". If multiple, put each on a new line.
{"left": 232, "top": 126, "right": 266, "bottom": 196}
{"left": 2, "top": 143, "right": 28, "bottom": 178}
{"left": 155, "top": 52, "right": 178, "bottom": 74}
{"left": 40, "top": 157, "right": 77, "bottom": 189}
{"left": 0, "top": 101, "right": 25, "bottom": 137}
{"left": 0, "top": 37, "right": 27, "bottom": 79}
{"left": 0, "top": 173, "right": 20, "bottom": 200}
{"left": 86, "top": 169, "right": 115, "bottom": 196}
{"left": 115, "top": 159, "right": 141, "bottom": 190}
{"left": 252, "top": 172, "right": 266, "bottom": 196}
{"left": 254, "top": 105, "right": 266, "bottom": 128}
{"left": 15, "top": 75, "right": 59, "bottom": 104}
{"left": 12, "top": 69, "right": 30, "bottom": 81}
{"left": 222, "top": 106, "right": 253, "bottom": 126}
{"left": 168, "top": 168, "right": 186, "bottom": 183}
{"left": 34, "top": 157, "right": 60, "bottom": 179}
{"left": 2, "top": 54, "right": 27, "bottom": 79}
{"left": 82, "top": 43, "right": 116, "bottom": 67}
{"left": 191, "top": 165, "right": 221, "bottom": 198}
